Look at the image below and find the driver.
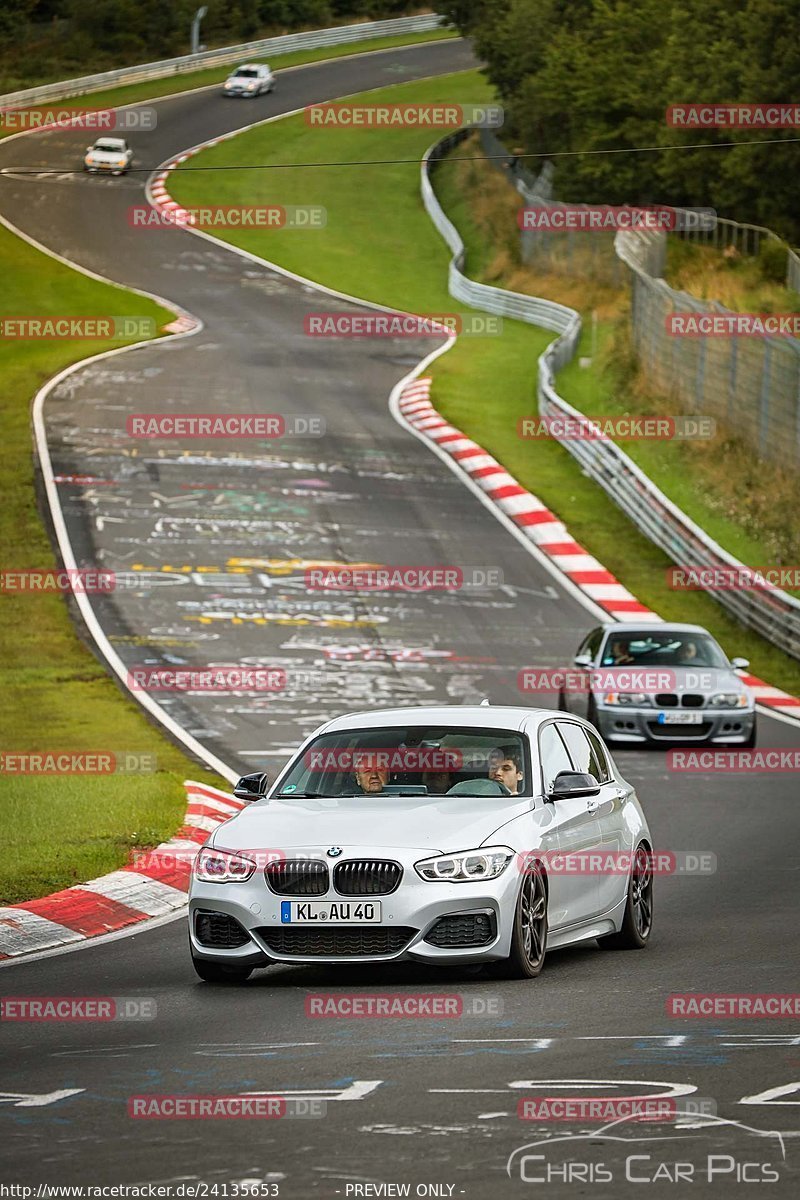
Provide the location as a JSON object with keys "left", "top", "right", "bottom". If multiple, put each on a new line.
{"left": 487, "top": 745, "right": 523, "bottom": 795}
{"left": 353, "top": 764, "right": 389, "bottom": 794}
{"left": 609, "top": 639, "right": 635, "bottom": 665}
{"left": 676, "top": 640, "right": 698, "bottom": 663}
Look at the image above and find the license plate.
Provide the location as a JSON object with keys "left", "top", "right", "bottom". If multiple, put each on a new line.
{"left": 657, "top": 711, "right": 703, "bottom": 725}
{"left": 280, "top": 900, "right": 382, "bottom": 924}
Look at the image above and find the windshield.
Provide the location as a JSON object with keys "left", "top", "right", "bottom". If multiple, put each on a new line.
{"left": 233, "top": 68, "right": 259, "bottom": 77}
{"left": 93, "top": 140, "right": 125, "bottom": 153}
{"left": 599, "top": 630, "right": 729, "bottom": 669}
{"left": 277, "top": 726, "right": 529, "bottom": 798}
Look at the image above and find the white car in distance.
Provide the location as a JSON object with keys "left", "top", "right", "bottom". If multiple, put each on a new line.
{"left": 222, "top": 63, "right": 275, "bottom": 97}
{"left": 83, "top": 137, "right": 133, "bottom": 176}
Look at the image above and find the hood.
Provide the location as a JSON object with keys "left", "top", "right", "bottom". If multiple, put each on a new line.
{"left": 595, "top": 665, "right": 747, "bottom": 698}
{"left": 657, "top": 666, "right": 747, "bottom": 696}
{"left": 87, "top": 149, "right": 126, "bottom": 163}
{"left": 213, "top": 793, "right": 532, "bottom": 856}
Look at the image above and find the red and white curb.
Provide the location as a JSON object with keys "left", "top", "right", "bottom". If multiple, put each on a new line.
{"left": 399, "top": 377, "right": 656, "bottom": 622}
{"left": 150, "top": 134, "right": 237, "bottom": 222}
{"left": 397, "top": 377, "right": 800, "bottom": 720}
{"left": 163, "top": 314, "right": 198, "bottom": 334}
{"left": 139, "top": 152, "right": 201, "bottom": 332}
{"left": 740, "top": 675, "right": 800, "bottom": 716}
{"left": 0, "top": 781, "right": 240, "bottom": 960}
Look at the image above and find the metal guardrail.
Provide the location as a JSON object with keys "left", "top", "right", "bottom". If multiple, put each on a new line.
{"left": 421, "top": 128, "right": 800, "bottom": 661}
{"left": 788, "top": 249, "right": 800, "bottom": 293}
{"left": 0, "top": 14, "right": 444, "bottom": 107}
{"left": 423, "top": 132, "right": 579, "bottom": 337}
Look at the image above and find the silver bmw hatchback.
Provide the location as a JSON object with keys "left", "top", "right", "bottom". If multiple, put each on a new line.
{"left": 188, "top": 705, "right": 653, "bottom": 983}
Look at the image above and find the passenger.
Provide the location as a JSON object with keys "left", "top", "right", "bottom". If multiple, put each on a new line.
{"left": 676, "top": 640, "right": 698, "bottom": 663}
{"left": 487, "top": 745, "right": 523, "bottom": 795}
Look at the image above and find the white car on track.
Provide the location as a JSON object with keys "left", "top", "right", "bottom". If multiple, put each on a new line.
{"left": 189, "top": 705, "right": 654, "bottom": 984}
{"left": 222, "top": 63, "right": 275, "bottom": 97}
{"left": 83, "top": 137, "right": 133, "bottom": 175}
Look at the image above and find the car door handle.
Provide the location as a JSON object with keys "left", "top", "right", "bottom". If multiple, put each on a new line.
{"left": 586, "top": 798, "right": 600, "bottom": 813}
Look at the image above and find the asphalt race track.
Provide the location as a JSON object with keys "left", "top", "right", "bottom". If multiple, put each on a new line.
{"left": 1, "top": 40, "right": 799, "bottom": 1197}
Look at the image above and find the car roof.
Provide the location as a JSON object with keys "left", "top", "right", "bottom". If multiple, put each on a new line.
{"left": 319, "top": 705, "right": 566, "bottom": 735}
{"left": 95, "top": 137, "right": 126, "bottom": 146}
{"left": 599, "top": 621, "right": 712, "bottom": 636}
{"left": 233, "top": 63, "right": 264, "bottom": 70}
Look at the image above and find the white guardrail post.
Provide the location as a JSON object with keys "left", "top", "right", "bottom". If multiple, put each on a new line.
{"left": 0, "top": 14, "right": 445, "bottom": 107}
{"left": 421, "top": 128, "right": 800, "bottom": 661}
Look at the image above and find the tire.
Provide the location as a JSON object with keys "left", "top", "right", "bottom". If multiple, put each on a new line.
{"left": 557, "top": 690, "right": 567, "bottom": 712}
{"left": 587, "top": 696, "right": 599, "bottom": 729}
{"left": 503, "top": 861, "right": 548, "bottom": 978}
{"left": 191, "top": 953, "right": 253, "bottom": 984}
{"left": 598, "top": 843, "right": 653, "bottom": 950}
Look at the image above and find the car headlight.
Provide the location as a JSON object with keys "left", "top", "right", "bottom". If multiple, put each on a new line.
{"left": 194, "top": 846, "right": 255, "bottom": 883}
{"left": 115, "top": 159, "right": 126, "bottom": 167}
{"left": 84, "top": 156, "right": 94, "bottom": 164}
{"left": 415, "top": 846, "right": 514, "bottom": 882}
{"left": 247, "top": 82, "right": 257, "bottom": 90}
{"left": 602, "top": 691, "right": 651, "bottom": 706}
{"left": 708, "top": 692, "right": 749, "bottom": 708}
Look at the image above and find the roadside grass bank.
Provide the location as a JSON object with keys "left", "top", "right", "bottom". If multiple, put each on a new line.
{"left": 168, "top": 72, "right": 800, "bottom": 695}
{"left": 665, "top": 238, "right": 799, "bottom": 312}
{"left": 442, "top": 137, "right": 800, "bottom": 590}
{"left": 0, "top": 28, "right": 457, "bottom": 139}
{"left": 0, "top": 223, "right": 217, "bottom": 904}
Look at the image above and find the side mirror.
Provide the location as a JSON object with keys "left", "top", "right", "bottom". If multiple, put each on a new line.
{"left": 549, "top": 771, "right": 601, "bottom": 800}
{"left": 573, "top": 653, "right": 593, "bottom": 668}
{"left": 86, "top": 145, "right": 93, "bottom": 152}
{"left": 730, "top": 657, "right": 750, "bottom": 671}
{"left": 233, "top": 771, "right": 270, "bottom": 802}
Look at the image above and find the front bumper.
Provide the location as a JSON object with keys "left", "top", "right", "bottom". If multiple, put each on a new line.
{"left": 595, "top": 703, "right": 755, "bottom": 745}
{"left": 189, "top": 849, "right": 520, "bottom": 968}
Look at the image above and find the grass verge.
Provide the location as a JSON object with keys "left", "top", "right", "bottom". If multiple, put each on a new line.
{"left": 169, "top": 69, "right": 800, "bottom": 696}
{"left": 0, "top": 225, "right": 221, "bottom": 904}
